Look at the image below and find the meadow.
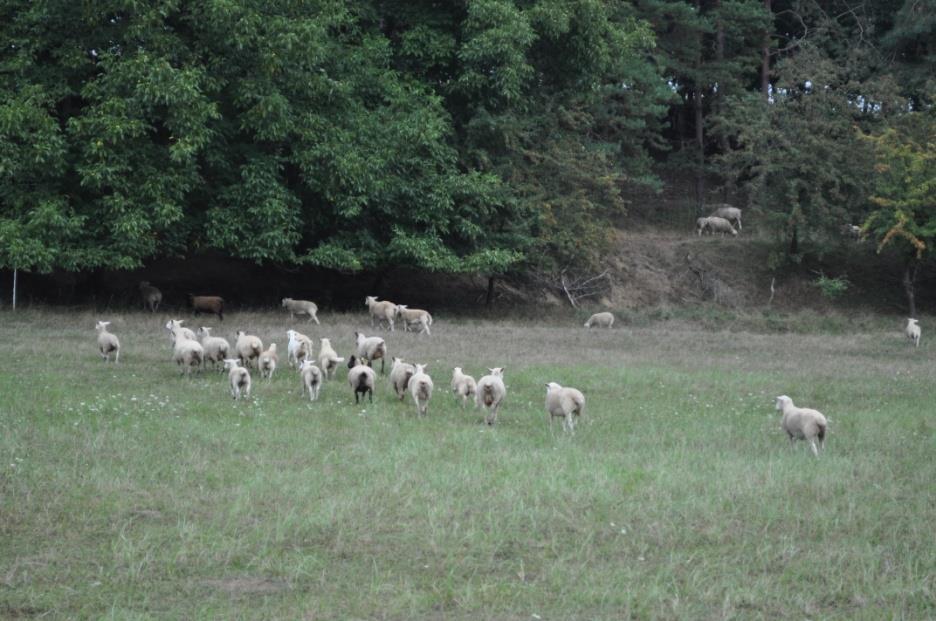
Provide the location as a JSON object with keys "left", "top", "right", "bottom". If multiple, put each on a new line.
{"left": 1, "top": 308, "right": 933, "bottom": 620}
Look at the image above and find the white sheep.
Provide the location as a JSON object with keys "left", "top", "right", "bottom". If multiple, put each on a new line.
{"left": 775, "top": 395, "right": 828, "bottom": 457}
{"left": 224, "top": 359, "right": 251, "bottom": 400}
{"left": 172, "top": 327, "right": 204, "bottom": 376}
{"left": 165, "top": 319, "right": 196, "bottom": 346}
{"left": 235, "top": 331, "right": 263, "bottom": 368}
{"left": 347, "top": 355, "right": 376, "bottom": 404}
{"left": 282, "top": 298, "right": 320, "bottom": 324}
{"left": 355, "top": 331, "right": 387, "bottom": 375}
{"left": 476, "top": 367, "right": 507, "bottom": 426}
{"left": 299, "top": 359, "right": 323, "bottom": 401}
{"left": 395, "top": 305, "right": 433, "bottom": 335}
{"left": 450, "top": 367, "right": 477, "bottom": 408}
{"left": 584, "top": 312, "right": 614, "bottom": 329}
{"left": 364, "top": 296, "right": 397, "bottom": 331}
{"left": 317, "top": 338, "right": 345, "bottom": 379}
{"left": 906, "top": 318, "right": 921, "bottom": 347}
{"left": 286, "top": 330, "right": 314, "bottom": 368}
{"left": 409, "top": 364, "right": 434, "bottom": 416}
{"left": 389, "top": 357, "right": 416, "bottom": 401}
{"left": 698, "top": 216, "right": 738, "bottom": 237}
{"left": 545, "top": 382, "right": 586, "bottom": 434}
{"left": 708, "top": 204, "right": 742, "bottom": 231}
{"left": 258, "top": 343, "right": 278, "bottom": 380}
{"left": 197, "top": 326, "right": 230, "bottom": 371}
{"left": 95, "top": 321, "right": 120, "bottom": 363}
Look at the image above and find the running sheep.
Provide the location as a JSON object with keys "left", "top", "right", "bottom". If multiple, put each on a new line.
{"left": 389, "top": 357, "right": 416, "bottom": 401}
{"left": 165, "top": 319, "right": 196, "bottom": 346}
{"left": 286, "top": 330, "right": 314, "bottom": 368}
{"left": 235, "top": 331, "right": 263, "bottom": 369}
{"left": 317, "top": 338, "right": 345, "bottom": 379}
{"left": 171, "top": 326, "right": 204, "bottom": 376}
{"left": 197, "top": 326, "right": 230, "bottom": 371}
{"left": 299, "top": 359, "right": 323, "bottom": 401}
{"left": 395, "top": 305, "right": 433, "bottom": 335}
{"left": 450, "top": 367, "right": 477, "bottom": 408}
{"left": 545, "top": 382, "right": 586, "bottom": 434}
{"left": 259, "top": 343, "right": 278, "bottom": 380}
{"left": 775, "top": 395, "right": 828, "bottom": 457}
{"left": 282, "top": 298, "right": 320, "bottom": 324}
{"left": 409, "top": 364, "right": 433, "bottom": 416}
{"left": 95, "top": 321, "right": 120, "bottom": 363}
{"left": 906, "top": 318, "right": 921, "bottom": 347}
{"left": 347, "top": 355, "right": 376, "bottom": 404}
{"left": 224, "top": 359, "right": 251, "bottom": 400}
{"left": 476, "top": 367, "right": 507, "bottom": 426}
{"left": 364, "top": 296, "right": 398, "bottom": 331}
{"left": 355, "top": 331, "right": 387, "bottom": 375}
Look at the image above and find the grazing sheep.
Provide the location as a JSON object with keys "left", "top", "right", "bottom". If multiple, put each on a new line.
{"left": 347, "top": 355, "right": 376, "bottom": 404}
{"left": 282, "top": 298, "right": 320, "bottom": 324}
{"left": 317, "top": 338, "right": 345, "bottom": 379}
{"left": 545, "top": 382, "right": 586, "bottom": 434}
{"left": 95, "top": 321, "right": 120, "bottom": 363}
{"left": 476, "top": 367, "right": 507, "bottom": 426}
{"left": 395, "top": 305, "right": 433, "bottom": 335}
{"left": 450, "top": 367, "right": 477, "bottom": 408}
{"left": 165, "top": 319, "right": 196, "bottom": 346}
{"left": 906, "top": 318, "right": 921, "bottom": 347}
{"left": 584, "top": 312, "right": 614, "bottom": 329}
{"left": 196, "top": 326, "right": 230, "bottom": 371}
{"left": 389, "top": 357, "right": 416, "bottom": 401}
{"left": 364, "top": 296, "right": 397, "bottom": 331}
{"left": 409, "top": 364, "right": 434, "bottom": 416}
{"left": 355, "top": 331, "right": 387, "bottom": 375}
{"left": 189, "top": 295, "right": 224, "bottom": 321}
{"left": 235, "top": 331, "right": 263, "bottom": 369}
{"left": 224, "top": 359, "right": 251, "bottom": 400}
{"left": 172, "top": 330, "right": 204, "bottom": 376}
{"left": 139, "top": 281, "right": 162, "bottom": 312}
{"left": 708, "top": 204, "right": 743, "bottom": 231}
{"left": 698, "top": 216, "right": 738, "bottom": 237}
{"left": 286, "top": 330, "right": 314, "bottom": 368}
{"left": 299, "top": 359, "right": 323, "bottom": 401}
{"left": 259, "top": 343, "right": 278, "bottom": 380}
{"left": 775, "top": 395, "right": 828, "bottom": 457}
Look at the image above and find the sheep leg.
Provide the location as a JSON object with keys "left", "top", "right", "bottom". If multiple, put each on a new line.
{"left": 115, "top": 349, "right": 120, "bottom": 364}
{"left": 380, "top": 358, "right": 385, "bottom": 375}
{"left": 565, "top": 412, "right": 575, "bottom": 434}
{"left": 809, "top": 440, "right": 819, "bottom": 457}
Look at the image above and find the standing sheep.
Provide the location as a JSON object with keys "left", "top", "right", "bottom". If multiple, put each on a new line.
{"left": 698, "top": 216, "right": 738, "bottom": 237}
{"left": 189, "top": 295, "right": 224, "bottom": 321}
{"left": 139, "top": 281, "right": 162, "bottom": 312}
{"left": 259, "top": 343, "right": 278, "bottom": 380}
{"left": 95, "top": 321, "right": 120, "bottom": 363}
{"left": 708, "top": 204, "right": 743, "bottom": 231}
{"left": 364, "top": 296, "right": 398, "bottom": 331}
{"left": 235, "top": 331, "right": 263, "bottom": 369}
{"left": 317, "top": 338, "right": 345, "bottom": 379}
{"left": 906, "top": 318, "right": 921, "bottom": 347}
{"left": 584, "top": 312, "right": 614, "bottom": 329}
{"left": 347, "top": 355, "right": 376, "bottom": 404}
{"left": 451, "top": 367, "right": 477, "bottom": 408}
{"left": 409, "top": 364, "right": 434, "bottom": 416}
{"left": 282, "top": 298, "right": 320, "bottom": 324}
{"left": 355, "top": 331, "right": 387, "bottom": 375}
{"left": 389, "top": 357, "right": 416, "bottom": 401}
{"left": 395, "top": 305, "right": 433, "bottom": 335}
{"left": 224, "top": 359, "right": 251, "bottom": 400}
{"left": 476, "top": 367, "right": 507, "bottom": 426}
{"left": 775, "top": 395, "right": 828, "bottom": 457}
{"left": 299, "top": 359, "right": 323, "bottom": 401}
{"left": 197, "top": 326, "right": 230, "bottom": 371}
{"left": 545, "top": 382, "right": 586, "bottom": 434}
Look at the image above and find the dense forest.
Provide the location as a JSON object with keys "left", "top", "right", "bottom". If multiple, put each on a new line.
{"left": 1, "top": 1, "right": 934, "bottom": 310}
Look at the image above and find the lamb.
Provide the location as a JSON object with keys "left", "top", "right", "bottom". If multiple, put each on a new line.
{"left": 697, "top": 216, "right": 738, "bottom": 237}
{"left": 450, "top": 367, "right": 477, "bottom": 408}
{"left": 299, "top": 359, "right": 323, "bottom": 401}
{"left": 224, "top": 359, "right": 251, "bottom": 400}
{"left": 196, "top": 326, "right": 230, "bottom": 370}
{"left": 165, "top": 319, "right": 196, "bottom": 346}
{"left": 476, "top": 367, "right": 507, "bottom": 426}
{"left": 545, "top": 382, "right": 586, "bottom": 434}
{"left": 584, "top": 312, "right": 614, "bottom": 329}
{"left": 355, "top": 331, "right": 387, "bottom": 375}
{"left": 235, "top": 331, "right": 263, "bottom": 368}
{"left": 189, "top": 295, "right": 224, "bottom": 321}
{"left": 258, "top": 343, "right": 278, "bottom": 380}
{"left": 282, "top": 298, "right": 320, "bottom": 324}
{"left": 708, "top": 204, "right": 742, "bottom": 231}
{"left": 409, "top": 364, "right": 434, "bottom": 416}
{"left": 95, "top": 321, "right": 120, "bottom": 363}
{"left": 906, "top": 318, "right": 921, "bottom": 347}
{"left": 317, "top": 338, "right": 345, "bottom": 379}
{"left": 347, "top": 355, "right": 376, "bottom": 404}
{"left": 139, "top": 281, "right": 162, "bottom": 312}
{"left": 395, "top": 305, "right": 433, "bottom": 335}
{"left": 364, "top": 296, "right": 398, "bottom": 331}
{"left": 172, "top": 328, "right": 204, "bottom": 376}
{"left": 286, "top": 330, "right": 314, "bottom": 368}
{"left": 775, "top": 395, "right": 828, "bottom": 457}
{"left": 389, "top": 357, "right": 416, "bottom": 401}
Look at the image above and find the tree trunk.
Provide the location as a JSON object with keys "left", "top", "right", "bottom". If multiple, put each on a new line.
{"left": 714, "top": 0, "right": 730, "bottom": 159}
{"left": 902, "top": 258, "right": 918, "bottom": 317}
{"left": 788, "top": 225, "right": 798, "bottom": 254}
{"left": 12, "top": 268, "right": 17, "bottom": 311}
{"left": 694, "top": 85, "right": 705, "bottom": 212}
{"left": 761, "top": 0, "right": 772, "bottom": 99}
{"left": 485, "top": 275, "right": 495, "bottom": 308}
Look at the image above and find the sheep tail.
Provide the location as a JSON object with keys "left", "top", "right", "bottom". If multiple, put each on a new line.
{"left": 817, "top": 422, "right": 827, "bottom": 442}
{"left": 355, "top": 374, "right": 370, "bottom": 390}
{"left": 482, "top": 384, "right": 495, "bottom": 406}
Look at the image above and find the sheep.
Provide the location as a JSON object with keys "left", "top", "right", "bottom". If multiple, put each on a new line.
{"left": 409, "top": 364, "right": 434, "bottom": 416}
{"left": 95, "top": 321, "right": 120, "bottom": 363}
{"left": 235, "top": 331, "right": 263, "bottom": 368}
{"left": 139, "top": 281, "right": 162, "bottom": 312}
{"left": 355, "top": 331, "right": 387, "bottom": 375}
{"left": 258, "top": 343, "right": 278, "bottom": 380}
{"left": 196, "top": 326, "right": 230, "bottom": 371}
{"left": 545, "top": 382, "right": 586, "bottom": 434}
{"left": 299, "top": 359, "right": 323, "bottom": 401}
{"left": 841, "top": 223, "right": 862, "bottom": 240}
{"left": 775, "top": 395, "right": 828, "bottom": 457}
{"left": 389, "top": 357, "right": 416, "bottom": 401}
{"left": 698, "top": 216, "right": 738, "bottom": 237}
{"left": 450, "top": 367, "right": 477, "bottom": 408}
{"left": 395, "top": 305, "right": 433, "bottom": 335}
{"left": 286, "top": 330, "right": 314, "bottom": 368}
{"left": 189, "top": 295, "right": 224, "bottom": 321}
{"left": 364, "top": 296, "right": 398, "bottom": 331}
{"left": 165, "top": 319, "right": 196, "bottom": 346}
{"left": 584, "top": 312, "right": 614, "bottom": 329}
{"left": 476, "top": 367, "right": 507, "bottom": 426}
{"left": 708, "top": 204, "right": 743, "bottom": 231}
{"left": 317, "top": 338, "right": 345, "bottom": 379}
{"left": 347, "top": 355, "right": 376, "bottom": 404}
{"left": 282, "top": 298, "right": 320, "bottom": 324}
{"left": 224, "top": 359, "right": 251, "bottom": 400}
{"left": 172, "top": 329, "right": 204, "bottom": 376}
{"left": 906, "top": 318, "right": 921, "bottom": 347}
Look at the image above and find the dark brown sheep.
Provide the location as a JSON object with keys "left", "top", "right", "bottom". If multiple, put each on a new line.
{"left": 189, "top": 295, "right": 224, "bottom": 321}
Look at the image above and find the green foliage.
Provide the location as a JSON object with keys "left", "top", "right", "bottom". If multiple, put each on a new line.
{"left": 812, "top": 273, "right": 850, "bottom": 300}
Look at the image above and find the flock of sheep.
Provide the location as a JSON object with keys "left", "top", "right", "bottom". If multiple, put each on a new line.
{"left": 93, "top": 282, "right": 925, "bottom": 448}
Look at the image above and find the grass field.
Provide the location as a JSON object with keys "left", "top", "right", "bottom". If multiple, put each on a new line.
{"left": 1, "top": 309, "right": 934, "bottom": 620}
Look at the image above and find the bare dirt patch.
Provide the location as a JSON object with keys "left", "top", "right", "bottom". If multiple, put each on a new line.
{"left": 201, "top": 577, "right": 290, "bottom": 596}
